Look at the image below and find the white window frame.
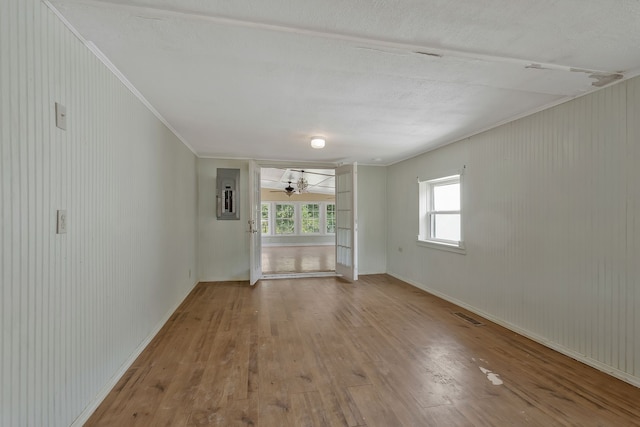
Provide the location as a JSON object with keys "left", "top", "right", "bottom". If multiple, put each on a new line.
{"left": 262, "top": 202, "right": 335, "bottom": 236}
{"left": 418, "top": 172, "right": 465, "bottom": 254}
{"left": 274, "top": 202, "right": 296, "bottom": 235}
{"left": 300, "top": 202, "right": 322, "bottom": 235}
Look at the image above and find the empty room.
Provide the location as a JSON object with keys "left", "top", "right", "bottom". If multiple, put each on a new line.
{"left": 3, "top": 1, "right": 640, "bottom": 426}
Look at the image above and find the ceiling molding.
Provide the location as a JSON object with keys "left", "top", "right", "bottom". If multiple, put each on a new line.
{"left": 58, "top": 0, "right": 622, "bottom": 79}
{"left": 48, "top": 0, "right": 638, "bottom": 165}
{"left": 43, "top": 0, "right": 199, "bottom": 157}
{"left": 386, "top": 82, "right": 616, "bottom": 166}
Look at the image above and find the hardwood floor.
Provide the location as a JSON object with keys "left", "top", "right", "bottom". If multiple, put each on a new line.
{"left": 86, "top": 275, "right": 640, "bottom": 426}
{"left": 262, "top": 245, "right": 335, "bottom": 274}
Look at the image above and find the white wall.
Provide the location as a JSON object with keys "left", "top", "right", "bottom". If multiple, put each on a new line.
{"left": 358, "top": 165, "right": 387, "bottom": 274}
{"left": 198, "top": 158, "right": 250, "bottom": 281}
{"left": 198, "top": 159, "right": 249, "bottom": 282}
{"left": 387, "top": 76, "right": 640, "bottom": 386}
{"left": 0, "top": 1, "right": 198, "bottom": 426}
{"left": 262, "top": 234, "right": 335, "bottom": 246}
{"left": 198, "top": 161, "right": 387, "bottom": 279}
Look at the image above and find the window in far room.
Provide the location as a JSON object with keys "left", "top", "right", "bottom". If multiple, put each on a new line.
{"left": 301, "top": 203, "right": 320, "bottom": 234}
{"left": 275, "top": 203, "right": 295, "bottom": 235}
{"left": 418, "top": 173, "right": 465, "bottom": 253}
{"left": 261, "top": 202, "right": 335, "bottom": 236}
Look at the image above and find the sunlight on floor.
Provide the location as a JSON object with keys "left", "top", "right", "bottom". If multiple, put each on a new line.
{"left": 261, "top": 245, "right": 335, "bottom": 274}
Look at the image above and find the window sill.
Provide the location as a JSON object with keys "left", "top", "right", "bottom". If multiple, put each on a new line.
{"left": 416, "top": 238, "right": 466, "bottom": 254}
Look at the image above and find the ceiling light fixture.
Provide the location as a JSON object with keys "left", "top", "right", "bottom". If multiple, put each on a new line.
{"left": 284, "top": 181, "right": 295, "bottom": 197}
{"left": 310, "top": 136, "right": 325, "bottom": 149}
{"left": 296, "top": 170, "right": 309, "bottom": 193}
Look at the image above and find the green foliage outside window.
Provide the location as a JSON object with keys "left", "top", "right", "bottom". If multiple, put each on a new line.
{"left": 275, "top": 204, "right": 295, "bottom": 234}
{"left": 301, "top": 204, "right": 320, "bottom": 233}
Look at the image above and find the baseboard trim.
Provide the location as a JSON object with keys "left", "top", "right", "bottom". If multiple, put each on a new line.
{"left": 70, "top": 279, "right": 200, "bottom": 426}
{"left": 387, "top": 271, "right": 640, "bottom": 389}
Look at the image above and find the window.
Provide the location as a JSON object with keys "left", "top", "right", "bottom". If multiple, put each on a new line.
{"left": 326, "top": 204, "right": 336, "bottom": 234}
{"left": 275, "top": 203, "right": 295, "bottom": 234}
{"left": 418, "top": 173, "right": 464, "bottom": 252}
{"left": 301, "top": 203, "right": 320, "bottom": 233}
{"left": 261, "top": 203, "right": 270, "bottom": 234}
{"left": 260, "top": 202, "right": 335, "bottom": 236}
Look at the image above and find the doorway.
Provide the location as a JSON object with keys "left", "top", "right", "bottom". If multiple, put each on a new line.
{"left": 259, "top": 167, "right": 336, "bottom": 276}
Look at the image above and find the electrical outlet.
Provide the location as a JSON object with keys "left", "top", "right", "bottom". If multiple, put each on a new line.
{"left": 57, "top": 210, "right": 67, "bottom": 234}
{"left": 55, "top": 102, "right": 67, "bottom": 130}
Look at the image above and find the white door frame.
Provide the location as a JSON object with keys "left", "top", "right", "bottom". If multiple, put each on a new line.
{"left": 249, "top": 160, "right": 262, "bottom": 285}
{"left": 255, "top": 161, "right": 357, "bottom": 280}
{"left": 335, "top": 163, "right": 358, "bottom": 281}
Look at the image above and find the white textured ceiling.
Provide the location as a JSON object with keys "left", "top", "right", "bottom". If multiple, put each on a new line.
{"left": 50, "top": 0, "right": 640, "bottom": 165}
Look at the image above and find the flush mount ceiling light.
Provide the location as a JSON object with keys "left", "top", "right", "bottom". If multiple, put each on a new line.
{"left": 310, "top": 136, "right": 325, "bottom": 149}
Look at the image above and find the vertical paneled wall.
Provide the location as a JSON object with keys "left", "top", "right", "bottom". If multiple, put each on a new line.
{"left": 357, "top": 166, "right": 387, "bottom": 275}
{"left": 197, "top": 161, "right": 387, "bottom": 280}
{"left": 197, "top": 158, "right": 250, "bottom": 281}
{"left": 387, "top": 76, "right": 640, "bottom": 385}
{"left": 1, "top": 1, "right": 198, "bottom": 426}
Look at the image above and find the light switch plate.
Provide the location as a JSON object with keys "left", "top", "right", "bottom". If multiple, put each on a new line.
{"left": 57, "top": 210, "right": 67, "bottom": 234}
{"left": 55, "top": 102, "right": 67, "bottom": 130}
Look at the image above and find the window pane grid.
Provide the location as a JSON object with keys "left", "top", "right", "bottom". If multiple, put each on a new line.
{"left": 301, "top": 203, "right": 320, "bottom": 233}
{"left": 275, "top": 204, "right": 295, "bottom": 234}
{"left": 266, "top": 202, "right": 335, "bottom": 236}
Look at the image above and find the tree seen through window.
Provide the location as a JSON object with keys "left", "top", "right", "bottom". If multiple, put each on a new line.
{"left": 275, "top": 204, "right": 295, "bottom": 234}
{"left": 301, "top": 203, "right": 320, "bottom": 233}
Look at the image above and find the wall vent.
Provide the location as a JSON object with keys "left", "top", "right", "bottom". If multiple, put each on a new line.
{"left": 453, "top": 312, "right": 484, "bottom": 326}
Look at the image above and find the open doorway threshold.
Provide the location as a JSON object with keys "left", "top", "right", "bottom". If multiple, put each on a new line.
{"left": 261, "top": 271, "right": 338, "bottom": 280}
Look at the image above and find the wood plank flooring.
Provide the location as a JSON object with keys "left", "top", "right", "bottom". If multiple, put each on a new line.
{"left": 86, "top": 275, "right": 640, "bottom": 426}
{"left": 262, "top": 245, "right": 335, "bottom": 274}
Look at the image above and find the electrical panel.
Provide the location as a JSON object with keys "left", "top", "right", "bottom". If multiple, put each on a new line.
{"left": 216, "top": 168, "right": 240, "bottom": 220}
